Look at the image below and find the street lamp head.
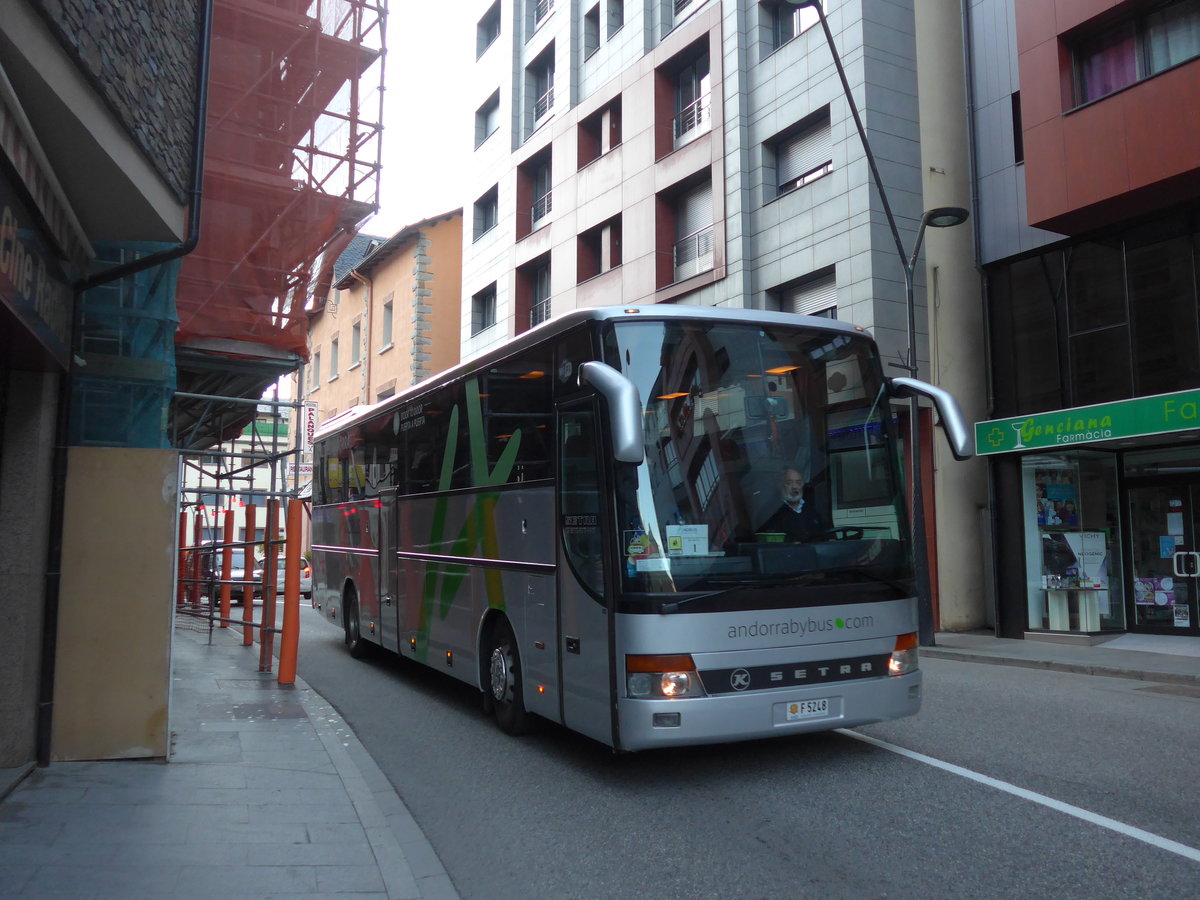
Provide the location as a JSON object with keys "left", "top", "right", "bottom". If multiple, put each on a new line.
{"left": 778, "top": 0, "right": 822, "bottom": 8}
{"left": 922, "top": 206, "right": 970, "bottom": 229}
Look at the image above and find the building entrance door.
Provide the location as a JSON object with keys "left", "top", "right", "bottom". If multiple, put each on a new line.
{"left": 1126, "top": 479, "right": 1200, "bottom": 634}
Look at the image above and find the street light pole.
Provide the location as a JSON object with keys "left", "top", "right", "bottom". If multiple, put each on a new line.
{"left": 779, "top": 1, "right": 968, "bottom": 646}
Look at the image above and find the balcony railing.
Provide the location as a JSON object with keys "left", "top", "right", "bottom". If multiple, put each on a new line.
{"left": 530, "top": 297, "right": 552, "bottom": 328}
{"left": 673, "top": 225, "right": 714, "bottom": 281}
{"left": 534, "top": 86, "right": 555, "bottom": 122}
{"left": 673, "top": 0, "right": 694, "bottom": 14}
{"left": 532, "top": 190, "right": 553, "bottom": 225}
{"left": 673, "top": 93, "right": 710, "bottom": 146}
{"left": 533, "top": 0, "right": 553, "bottom": 28}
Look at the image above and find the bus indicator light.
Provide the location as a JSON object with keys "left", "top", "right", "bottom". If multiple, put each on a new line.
{"left": 889, "top": 633, "right": 919, "bottom": 676}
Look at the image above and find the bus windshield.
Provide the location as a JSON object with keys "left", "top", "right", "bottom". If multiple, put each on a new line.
{"left": 603, "top": 319, "right": 912, "bottom": 598}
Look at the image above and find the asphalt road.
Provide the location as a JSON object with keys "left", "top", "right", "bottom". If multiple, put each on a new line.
{"left": 295, "top": 605, "right": 1200, "bottom": 899}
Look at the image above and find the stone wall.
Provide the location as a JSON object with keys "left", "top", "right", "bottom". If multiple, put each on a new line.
{"left": 33, "top": 0, "right": 201, "bottom": 203}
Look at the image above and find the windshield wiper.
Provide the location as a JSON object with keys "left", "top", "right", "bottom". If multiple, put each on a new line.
{"left": 657, "top": 573, "right": 824, "bottom": 613}
{"left": 656, "top": 568, "right": 911, "bottom": 614}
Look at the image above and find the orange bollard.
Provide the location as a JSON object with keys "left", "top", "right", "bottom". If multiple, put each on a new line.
{"left": 277, "top": 499, "right": 303, "bottom": 685}
{"left": 219, "top": 510, "right": 234, "bottom": 627}
{"left": 191, "top": 515, "right": 203, "bottom": 606}
{"left": 259, "top": 500, "right": 279, "bottom": 670}
{"left": 177, "top": 512, "right": 188, "bottom": 607}
{"left": 242, "top": 505, "right": 256, "bottom": 645}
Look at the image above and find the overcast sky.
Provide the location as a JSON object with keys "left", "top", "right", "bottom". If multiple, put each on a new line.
{"left": 360, "top": 5, "right": 472, "bottom": 237}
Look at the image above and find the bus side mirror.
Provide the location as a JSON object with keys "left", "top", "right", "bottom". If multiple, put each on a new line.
{"left": 888, "top": 376, "right": 975, "bottom": 461}
{"left": 578, "top": 361, "right": 645, "bottom": 464}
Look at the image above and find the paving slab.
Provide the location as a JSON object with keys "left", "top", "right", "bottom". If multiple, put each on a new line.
{"left": 0, "top": 624, "right": 459, "bottom": 900}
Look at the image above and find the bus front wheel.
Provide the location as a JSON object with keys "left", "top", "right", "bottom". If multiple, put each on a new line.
{"left": 487, "top": 620, "right": 532, "bottom": 735}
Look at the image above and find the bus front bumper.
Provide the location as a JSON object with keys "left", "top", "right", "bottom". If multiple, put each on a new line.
{"left": 614, "top": 670, "right": 922, "bottom": 752}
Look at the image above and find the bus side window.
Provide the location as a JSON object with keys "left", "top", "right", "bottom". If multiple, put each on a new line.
{"left": 559, "top": 412, "right": 604, "bottom": 596}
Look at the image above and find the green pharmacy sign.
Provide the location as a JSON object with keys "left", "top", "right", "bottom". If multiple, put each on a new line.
{"left": 975, "top": 389, "right": 1200, "bottom": 455}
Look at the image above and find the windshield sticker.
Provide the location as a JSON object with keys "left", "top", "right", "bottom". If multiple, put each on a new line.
{"left": 666, "top": 524, "right": 708, "bottom": 556}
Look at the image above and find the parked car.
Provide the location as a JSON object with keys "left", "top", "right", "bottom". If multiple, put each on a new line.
{"left": 195, "top": 545, "right": 251, "bottom": 604}
{"left": 252, "top": 554, "right": 313, "bottom": 600}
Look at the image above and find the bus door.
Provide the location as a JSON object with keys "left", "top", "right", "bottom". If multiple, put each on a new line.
{"left": 376, "top": 489, "right": 400, "bottom": 653}
{"left": 557, "top": 402, "right": 617, "bottom": 744}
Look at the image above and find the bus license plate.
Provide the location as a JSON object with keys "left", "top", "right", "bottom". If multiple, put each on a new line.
{"left": 786, "top": 698, "right": 829, "bottom": 721}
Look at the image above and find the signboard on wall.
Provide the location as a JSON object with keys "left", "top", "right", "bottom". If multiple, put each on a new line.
{"left": 976, "top": 389, "right": 1200, "bottom": 455}
{"left": 300, "top": 401, "right": 318, "bottom": 452}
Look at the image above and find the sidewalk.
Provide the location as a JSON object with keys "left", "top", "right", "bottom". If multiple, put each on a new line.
{"left": 926, "top": 630, "right": 1200, "bottom": 686}
{"left": 0, "top": 623, "right": 460, "bottom": 900}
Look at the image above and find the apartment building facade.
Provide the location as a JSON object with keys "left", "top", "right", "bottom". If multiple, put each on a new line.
{"left": 459, "top": 0, "right": 988, "bottom": 630}
{"left": 304, "top": 210, "right": 463, "bottom": 426}
{"left": 971, "top": 0, "right": 1200, "bottom": 639}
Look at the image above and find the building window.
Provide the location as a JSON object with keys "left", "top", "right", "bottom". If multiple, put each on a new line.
{"left": 530, "top": 0, "right": 554, "bottom": 38}
{"left": 517, "top": 147, "right": 552, "bottom": 238}
{"left": 1072, "top": 0, "right": 1200, "bottom": 106}
{"left": 768, "top": 0, "right": 821, "bottom": 50}
{"left": 771, "top": 268, "right": 837, "bottom": 317}
{"left": 351, "top": 321, "right": 361, "bottom": 367}
{"left": 527, "top": 45, "right": 555, "bottom": 135}
{"left": 472, "top": 283, "right": 497, "bottom": 336}
{"left": 578, "top": 95, "right": 622, "bottom": 168}
{"left": 531, "top": 262, "right": 552, "bottom": 327}
{"left": 310, "top": 350, "right": 321, "bottom": 391}
{"left": 1021, "top": 453, "right": 1124, "bottom": 633}
{"left": 474, "top": 185, "right": 499, "bottom": 241}
{"left": 532, "top": 159, "right": 552, "bottom": 227}
{"left": 577, "top": 215, "right": 622, "bottom": 282}
{"left": 329, "top": 337, "right": 339, "bottom": 379}
{"left": 516, "top": 255, "right": 552, "bottom": 333}
{"left": 766, "top": 106, "right": 832, "bottom": 199}
{"left": 477, "top": 1, "right": 501, "bottom": 57}
{"left": 673, "top": 49, "right": 710, "bottom": 148}
{"left": 475, "top": 91, "right": 500, "bottom": 148}
{"left": 584, "top": 4, "right": 601, "bottom": 58}
{"left": 381, "top": 296, "right": 393, "bottom": 349}
{"left": 1011, "top": 91, "right": 1024, "bottom": 165}
{"left": 608, "top": 0, "right": 624, "bottom": 37}
{"left": 670, "top": 180, "right": 713, "bottom": 283}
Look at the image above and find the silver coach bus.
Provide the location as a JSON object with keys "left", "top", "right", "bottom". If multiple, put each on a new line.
{"left": 310, "top": 306, "right": 972, "bottom": 751}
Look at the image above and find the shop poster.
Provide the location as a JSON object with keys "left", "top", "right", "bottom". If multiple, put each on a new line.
{"left": 1035, "top": 468, "right": 1078, "bottom": 526}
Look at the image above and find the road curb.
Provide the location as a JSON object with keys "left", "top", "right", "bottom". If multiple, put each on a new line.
{"left": 294, "top": 672, "right": 462, "bottom": 900}
{"left": 921, "top": 648, "right": 1200, "bottom": 687}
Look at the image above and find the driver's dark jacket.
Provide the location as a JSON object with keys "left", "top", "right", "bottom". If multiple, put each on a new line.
{"left": 758, "top": 501, "right": 829, "bottom": 543}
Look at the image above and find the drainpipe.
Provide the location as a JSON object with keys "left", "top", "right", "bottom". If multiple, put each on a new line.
{"left": 349, "top": 271, "right": 372, "bottom": 406}
{"left": 36, "top": 0, "right": 214, "bottom": 766}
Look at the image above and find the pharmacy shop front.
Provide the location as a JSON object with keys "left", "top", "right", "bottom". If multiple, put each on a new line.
{"left": 979, "top": 390, "right": 1200, "bottom": 640}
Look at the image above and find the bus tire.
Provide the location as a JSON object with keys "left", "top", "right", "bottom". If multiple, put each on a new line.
{"left": 344, "top": 588, "right": 370, "bottom": 659}
{"left": 487, "top": 619, "right": 533, "bottom": 735}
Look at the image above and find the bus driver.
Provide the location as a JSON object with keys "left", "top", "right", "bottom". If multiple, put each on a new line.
{"left": 759, "top": 467, "right": 829, "bottom": 542}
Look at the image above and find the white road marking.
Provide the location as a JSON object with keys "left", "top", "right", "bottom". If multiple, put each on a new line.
{"left": 838, "top": 729, "right": 1200, "bottom": 865}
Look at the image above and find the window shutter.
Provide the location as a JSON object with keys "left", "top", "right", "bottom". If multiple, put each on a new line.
{"left": 676, "top": 182, "right": 712, "bottom": 239}
{"left": 778, "top": 117, "right": 832, "bottom": 186}
{"left": 782, "top": 272, "right": 837, "bottom": 316}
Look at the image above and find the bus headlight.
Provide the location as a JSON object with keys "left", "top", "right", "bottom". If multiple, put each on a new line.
{"left": 888, "top": 632, "right": 919, "bottom": 676}
{"left": 626, "top": 654, "right": 706, "bottom": 699}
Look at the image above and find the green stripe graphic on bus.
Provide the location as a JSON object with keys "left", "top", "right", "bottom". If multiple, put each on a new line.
{"left": 416, "top": 378, "right": 521, "bottom": 661}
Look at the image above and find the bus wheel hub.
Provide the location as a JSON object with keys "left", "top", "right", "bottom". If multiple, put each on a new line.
{"left": 490, "top": 648, "right": 509, "bottom": 701}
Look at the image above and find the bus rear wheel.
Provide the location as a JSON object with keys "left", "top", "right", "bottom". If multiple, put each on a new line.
{"left": 344, "top": 588, "right": 370, "bottom": 659}
{"left": 487, "top": 620, "right": 532, "bottom": 735}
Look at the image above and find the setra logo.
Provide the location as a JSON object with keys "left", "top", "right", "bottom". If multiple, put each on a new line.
{"left": 729, "top": 669, "right": 752, "bottom": 691}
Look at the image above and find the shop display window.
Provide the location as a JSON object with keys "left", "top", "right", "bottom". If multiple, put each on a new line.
{"left": 1022, "top": 452, "right": 1124, "bottom": 632}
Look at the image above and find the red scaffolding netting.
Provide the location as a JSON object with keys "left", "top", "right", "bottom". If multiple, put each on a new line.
{"left": 175, "top": 0, "right": 384, "bottom": 358}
